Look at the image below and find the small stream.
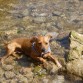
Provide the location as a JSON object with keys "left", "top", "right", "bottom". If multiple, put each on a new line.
{"left": 0, "top": 0, "right": 83, "bottom": 83}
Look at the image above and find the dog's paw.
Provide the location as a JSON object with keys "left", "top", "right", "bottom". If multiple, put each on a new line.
{"left": 57, "top": 64, "right": 62, "bottom": 68}
{"left": 43, "top": 62, "right": 49, "bottom": 69}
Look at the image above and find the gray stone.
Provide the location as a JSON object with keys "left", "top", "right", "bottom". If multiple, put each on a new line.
{"left": 4, "top": 71, "right": 15, "bottom": 79}
{"left": 22, "top": 9, "right": 29, "bottom": 16}
{"left": 31, "top": 12, "right": 48, "bottom": 17}
{"left": 0, "top": 68, "right": 4, "bottom": 77}
{"left": 0, "top": 77, "right": 5, "bottom": 83}
{"left": 66, "top": 59, "right": 83, "bottom": 77}
{"left": 17, "top": 77, "right": 28, "bottom": 83}
{"left": 52, "top": 75, "right": 64, "bottom": 83}
{"left": 16, "top": 74, "right": 28, "bottom": 83}
{"left": 49, "top": 62, "right": 59, "bottom": 74}
{"left": 10, "top": 79, "right": 18, "bottom": 83}
{"left": 42, "top": 78, "right": 49, "bottom": 83}
{"left": 67, "top": 31, "right": 83, "bottom": 60}
{"left": 66, "top": 31, "right": 83, "bottom": 77}
{"left": 33, "top": 17, "right": 46, "bottom": 23}
{"left": 52, "top": 11, "right": 62, "bottom": 16}
{"left": 2, "top": 64, "right": 14, "bottom": 71}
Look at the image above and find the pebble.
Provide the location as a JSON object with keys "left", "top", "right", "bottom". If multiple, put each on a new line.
{"left": 52, "top": 75, "right": 64, "bottom": 83}
{"left": 16, "top": 73, "right": 28, "bottom": 83}
{"left": 0, "top": 68, "right": 4, "bottom": 77}
{"left": 33, "top": 17, "right": 46, "bottom": 23}
{"left": 22, "top": 9, "right": 29, "bottom": 16}
{"left": 31, "top": 12, "right": 48, "bottom": 17}
{"left": 4, "top": 71, "right": 15, "bottom": 79}
{"left": 52, "top": 11, "right": 62, "bottom": 16}
{"left": 42, "top": 78, "right": 49, "bottom": 83}
{"left": 2, "top": 64, "right": 14, "bottom": 71}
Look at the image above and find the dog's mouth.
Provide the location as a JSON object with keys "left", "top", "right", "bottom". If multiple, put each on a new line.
{"left": 41, "top": 49, "right": 50, "bottom": 57}
{"left": 41, "top": 47, "right": 51, "bottom": 55}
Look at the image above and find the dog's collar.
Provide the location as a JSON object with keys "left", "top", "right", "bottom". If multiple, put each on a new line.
{"left": 32, "top": 42, "right": 51, "bottom": 57}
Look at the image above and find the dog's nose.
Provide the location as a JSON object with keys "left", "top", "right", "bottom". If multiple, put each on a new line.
{"left": 41, "top": 48, "right": 45, "bottom": 52}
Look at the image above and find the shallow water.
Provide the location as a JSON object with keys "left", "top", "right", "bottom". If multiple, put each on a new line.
{"left": 0, "top": 0, "right": 83, "bottom": 83}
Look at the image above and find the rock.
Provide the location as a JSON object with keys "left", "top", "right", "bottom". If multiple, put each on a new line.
{"left": 33, "top": 65, "right": 47, "bottom": 77}
{"left": 10, "top": 79, "right": 18, "bottom": 83}
{"left": 66, "top": 31, "right": 83, "bottom": 77}
{"left": 17, "top": 77, "right": 28, "bottom": 83}
{"left": 4, "top": 71, "right": 15, "bottom": 79}
{"left": 52, "top": 75, "right": 64, "bottom": 83}
{"left": 31, "top": 12, "right": 48, "bottom": 17}
{"left": 20, "top": 67, "right": 33, "bottom": 81}
{"left": 66, "top": 59, "right": 83, "bottom": 77}
{"left": 2, "top": 64, "right": 14, "bottom": 71}
{"left": 8, "top": 10, "right": 20, "bottom": 14}
{"left": 5, "top": 29, "right": 18, "bottom": 35}
{"left": 42, "top": 78, "right": 49, "bottom": 83}
{"left": 52, "top": 11, "right": 62, "bottom": 16}
{"left": 16, "top": 73, "right": 28, "bottom": 83}
{"left": 67, "top": 31, "right": 83, "bottom": 61}
{"left": 0, "top": 77, "right": 6, "bottom": 83}
{"left": 33, "top": 17, "right": 46, "bottom": 23}
{"left": 0, "top": 68, "right": 4, "bottom": 77}
{"left": 23, "top": 16, "right": 33, "bottom": 22}
{"left": 49, "top": 62, "right": 59, "bottom": 74}
{"left": 22, "top": 9, "right": 29, "bottom": 16}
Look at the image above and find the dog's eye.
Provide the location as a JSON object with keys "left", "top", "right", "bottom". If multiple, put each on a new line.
{"left": 38, "top": 42, "right": 42, "bottom": 45}
{"left": 45, "top": 42, "right": 48, "bottom": 45}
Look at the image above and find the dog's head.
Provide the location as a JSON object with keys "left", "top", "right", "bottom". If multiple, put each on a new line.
{"left": 31, "top": 35, "right": 52, "bottom": 54}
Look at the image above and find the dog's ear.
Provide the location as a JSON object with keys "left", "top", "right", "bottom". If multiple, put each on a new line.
{"left": 46, "top": 32, "right": 59, "bottom": 41}
{"left": 30, "top": 36, "right": 38, "bottom": 43}
{"left": 47, "top": 34, "right": 53, "bottom": 40}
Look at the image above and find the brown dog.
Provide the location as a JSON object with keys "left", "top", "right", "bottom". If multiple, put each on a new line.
{"left": 1, "top": 35, "right": 62, "bottom": 68}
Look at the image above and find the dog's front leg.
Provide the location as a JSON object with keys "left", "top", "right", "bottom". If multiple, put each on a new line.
{"left": 31, "top": 56, "right": 48, "bottom": 67}
{"left": 44, "top": 53, "right": 62, "bottom": 68}
{"left": 31, "top": 56, "right": 47, "bottom": 63}
{"left": 50, "top": 55, "right": 62, "bottom": 68}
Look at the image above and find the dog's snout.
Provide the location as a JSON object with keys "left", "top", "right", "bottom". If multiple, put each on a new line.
{"left": 42, "top": 48, "right": 45, "bottom": 52}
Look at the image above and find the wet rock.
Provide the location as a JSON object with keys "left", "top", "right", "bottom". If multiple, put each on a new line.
{"left": 5, "top": 29, "right": 18, "bottom": 35}
{"left": 23, "top": 16, "right": 33, "bottom": 22}
{"left": 20, "top": 67, "right": 33, "bottom": 82}
{"left": 2, "top": 64, "right": 14, "bottom": 71}
{"left": 17, "top": 77, "right": 28, "bottom": 83}
{"left": 22, "top": 9, "right": 29, "bottom": 16}
{"left": 33, "top": 65, "right": 47, "bottom": 77}
{"left": 10, "top": 79, "right": 18, "bottom": 83}
{"left": 4, "top": 71, "right": 15, "bottom": 79}
{"left": 52, "top": 11, "right": 62, "bottom": 16}
{"left": 68, "top": 31, "right": 83, "bottom": 60}
{"left": 20, "top": 67, "right": 32, "bottom": 75}
{"left": 0, "top": 77, "right": 6, "bottom": 83}
{"left": 42, "top": 77, "right": 49, "bottom": 83}
{"left": 0, "top": 68, "right": 4, "bottom": 77}
{"left": 8, "top": 10, "right": 20, "bottom": 14}
{"left": 31, "top": 12, "right": 48, "bottom": 17}
{"left": 16, "top": 73, "right": 28, "bottom": 83}
{"left": 66, "top": 31, "right": 83, "bottom": 77}
{"left": 33, "top": 17, "right": 46, "bottom": 23}
{"left": 52, "top": 75, "right": 64, "bottom": 83}
{"left": 49, "top": 62, "right": 59, "bottom": 75}
{"left": 66, "top": 59, "right": 83, "bottom": 77}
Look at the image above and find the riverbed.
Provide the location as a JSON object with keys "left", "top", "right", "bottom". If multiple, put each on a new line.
{"left": 0, "top": 0, "right": 83, "bottom": 83}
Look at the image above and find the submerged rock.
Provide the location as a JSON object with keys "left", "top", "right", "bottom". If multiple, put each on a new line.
{"left": 33, "top": 17, "right": 46, "bottom": 23}
{"left": 4, "top": 71, "right": 15, "bottom": 79}
{"left": 66, "top": 31, "right": 83, "bottom": 77}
